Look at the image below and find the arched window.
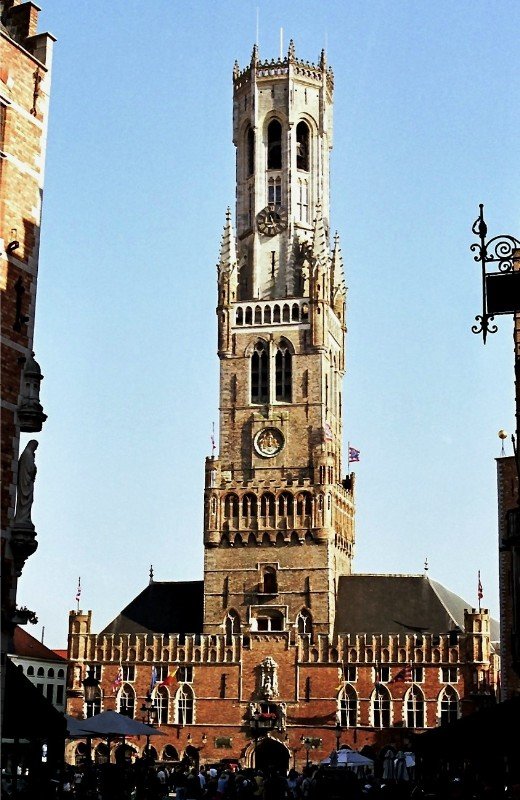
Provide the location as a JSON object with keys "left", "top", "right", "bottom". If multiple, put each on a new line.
{"left": 94, "top": 743, "right": 110, "bottom": 765}
{"left": 273, "top": 305, "right": 281, "bottom": 323}
{"left": 37, "top": 667, "right": 45, "bottom": 677}
{"left": 118, "top": 684, "right": 135, "bottom": 718}
{"left": 296, "top": 492, "right": 312, "bottom": 518}
{"left": 439, "top": 686, "right": 459, "bottom": 726}
{"left": 176, "top": 685, "right": 194, "bottom": 725}
{"left": 296, "top": 121, "right": 310, "bottom": 171}
{"left": 278, "top": 491, "right": 293, "bottom": 516}
{"left": 27, "top": 666, "right": 34, "bottom": 676}
{"left": 261, "top": 492, "right": 275, "bottom": 518}
{"left": 247, "top": 125, "right": 255, "bottom": 176}
{"left": 242, "top": 493, "right": 257, "bottom": 518}
{"left": 254, "top": 305, "right": 262, "bottom": 324}
{"left": 251, "top": 341, "right": 269, "bottom": 404}
{"left": 225, "top": 610, "right": 241, "bottom": 643}
{"left": 371, "top": 686, "right": 391, "bottom": 728}
{"left": 224, "top": 493, "right": 239, "bottom": 520}
{"left": 267, "top": 119, "right": 282, "bottom": 169}
{"left": 163, "top": 744, "right": 179, "bottom": 762}
{"left": 338, "top": 685, "right": 357, "bottom": 727}
{"left": 155, "top": 687, "right": 169, "bottom": 725}
{"left": 297, "top": 609, "right": 313, "bottom": 636}
{"left": 236, "top": 307, "right": 243, "bottom": 325}
{"left": 263, "top": 567, "right": 278, "bottom": 594}
{"left": 48, "top": 668, "right": 55, "bottom": 678}
{"left": 275, "top": 341, "right": 292, "bottom": 402}
{"left": 57, "top": 668, "right": 65, "bottom": 678}
{"left": 405, "top": 686, "right": 425, "bottom": 728}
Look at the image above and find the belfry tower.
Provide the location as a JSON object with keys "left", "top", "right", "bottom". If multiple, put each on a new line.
{"left": 203, "top": 42, "right": 354, "bottom": 640}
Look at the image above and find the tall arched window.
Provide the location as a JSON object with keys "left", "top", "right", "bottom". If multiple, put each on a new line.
{"left": 224, "top": 493, "right": 239, "bottom": 520}
{"left": 371, "top": 686, "right": 391, "bottom": 728}
{"left": 296, "top": 492, "right": 312, "bottom": 518}
{"left": 225, "top": 610, "right": 241, "bottom": 643}
{"left": 118, "top": 684, "right": 135, "bottom": 718}
{"left": 261, "top": 492, "right": 275, "bottom": 518}
{"left": 156, "top": 687, "right": 169, "bottom": 725}
{"left": 278, "top": 491, "right": 293, "bottom": 517}
{"left": 405, "top": 686, "right": 425, "bottom": 728}
{"left": 242, "top": 493, "right": 257, "bottom": 519}
{"left": 439, "top": 686, "right": 459, "bottom": 726}
{"left": 251, "top": 341, "right": 269, "bottom": 403}
{"left": 176, "top": 685, "right": 194, "bottom": 725}
{"left": 296, "top": 121, "right": 310, "bottom": 171}
{"left": 247, "top": 125, "right": 255, "bottom": 176}
{"left": 267, "top": 120, "right": 282, "bottom": 169}
{"left": 275, "top": 342, "right": 292, "bottom": 403}
{"left": 338, "top": 685, "right": 357, "bottom": 727}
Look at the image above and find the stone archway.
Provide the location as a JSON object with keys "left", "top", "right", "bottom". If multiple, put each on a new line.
{"left": 254, "top": 736, "right": 290, "bottom": 775}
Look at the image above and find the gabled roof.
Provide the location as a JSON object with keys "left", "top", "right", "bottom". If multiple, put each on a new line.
{"left": 12, "top": 626, "right": 68, "bottom": 662}
{"left": 335, "top": 574, "right": 499, "bottom": 641}
{"left": 100, "top": 581, "right": 204, "bottom": 636}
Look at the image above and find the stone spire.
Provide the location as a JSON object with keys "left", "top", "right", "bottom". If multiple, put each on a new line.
{"left": 310, "top": 203, "right": 329, "bottom": 269}
{"left": 217, "top": 207, "right": 238, "bottom": 276}
{"left": 288, "top": 39, "right": 295, "bottom": 61}
{"left": 331, "top": 232, "right": 346, "bottom": 293}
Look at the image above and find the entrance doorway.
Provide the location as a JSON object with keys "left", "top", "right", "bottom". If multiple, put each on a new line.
{"left": 254, "top": 737, "right": 289, "bottom": 775}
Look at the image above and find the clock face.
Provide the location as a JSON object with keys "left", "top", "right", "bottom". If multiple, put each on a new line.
{"left": 256, "top": 205, "right": 288, "bottom": 236}
{"left": 254, "top": 427, "right": 284, "bottom": 458}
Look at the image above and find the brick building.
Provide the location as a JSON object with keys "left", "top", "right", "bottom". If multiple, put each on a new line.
{"left": 0, "top": 0, "right": 58, "bottom": 744}
{"left": 65, "top": 43, "right": 500, "bottom": 772}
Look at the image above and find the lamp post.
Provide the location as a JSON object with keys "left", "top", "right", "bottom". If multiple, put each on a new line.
{"left": 300, "top": 737, "right": 312, "bottom": 768}
{"left": 81, "top": 668, "right": 100, "bottom": 792}
{"left": 471, "top": 204, "right": 520, "bottom": 677}
{"left": 252, "top": 712, "right": 260, "bottom": 769}
{"left": 334, "top": 722, "right": 342, "bottom": 751}
{"left": 140, "top": 692, "right": 157, "bottom": 758}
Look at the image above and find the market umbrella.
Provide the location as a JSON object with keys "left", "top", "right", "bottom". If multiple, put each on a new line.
{"left": 65, "top": 714, "right": 94, "bottom": 737}
{"left": 75, "top": 710, "right": 165, "bottom": 738}
{"left": 321, "top": 749, "right": 375, "bottom": 772}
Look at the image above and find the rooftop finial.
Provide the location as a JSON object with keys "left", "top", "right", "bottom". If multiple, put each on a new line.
{"left": 424, "top": 557, "right": 429, "bottom": 573}
{"left": 320, "top": 48, "right": 326, "bottom": 69}
{"left": 251, "top": 43, "right": 259, "bottom": 65}
{"left": 288, "top": 39, "right": 295, "bottom": 60}
{"left": 149, "top": 564, "right": 154, "bottom": 584}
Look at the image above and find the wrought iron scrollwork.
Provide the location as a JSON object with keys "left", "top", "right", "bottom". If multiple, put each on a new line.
{"left": 471, "top": 204, "right": 520, "bottom": 343}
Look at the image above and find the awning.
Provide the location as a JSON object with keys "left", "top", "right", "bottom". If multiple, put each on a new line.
{"left": 2, "top": 657, "right": 67, "bottom": 741}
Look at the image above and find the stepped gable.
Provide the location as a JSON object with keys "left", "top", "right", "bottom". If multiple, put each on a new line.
{"left": 335, "top": 574, "right": 499, "bottom": 640}
{"left": 100, "top": 580, "right": 204, "bottom": 636}
{"left": 13, "top": 626, "right": 67, "bottom": 661}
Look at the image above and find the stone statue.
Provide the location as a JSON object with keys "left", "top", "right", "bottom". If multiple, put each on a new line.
{"left": 14, "top": 440, "right": 38, "bottom": 526}
{"left": 278, "top": 702, "right": 287, "bottom": 731}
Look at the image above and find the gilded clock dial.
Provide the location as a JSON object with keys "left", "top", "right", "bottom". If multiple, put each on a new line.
{"left": 254, "top": 427, "right": 285, "bottom": 458}
{"left": 256, "top": 204, "right": 288, "bottom": 236}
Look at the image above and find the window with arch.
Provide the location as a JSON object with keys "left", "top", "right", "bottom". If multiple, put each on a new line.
{"left": 338, "top": 685, "right": 357, "bottom": 727}
{"left": 267, "top": 119, "right": 282, "bottom": 169}
{"left": 371, "top": 686, "right": 391, "bottom": 728}
{"left": 268, "top": 176, "right": 282, "bottom": 206}
{"left": 405, "top": 686, "right": 425, "bottom": 728}
{"left": 225, "top": 609, "right": 241, "bottom": 641}
{"left": 224, "top": 493, "right": 239, "bottom": 520}
{"left": 261, "top": 492, "right": 275, "bottom": 518}
{"left": 118, "top": 684, "right": 135, "bottom": 718}
{"left": 176, "top": 685, "right": 194, "bottom": 725}
{"left": 278, "top": 491, "right": 293, "bottom": 516}
{"left": 262, "top": 567, "right": 278, "bottom": 594}
{"left": 296, "top": 121, "right": 310, "bottom": 171}
{"left": 247, "top": 125, "right": 255, "bottom": 176}
{"left": 242, "top": 493, "right": 257, "bottom": 518}
{"left": 296, "top": 609, "right": 313, "bottom": 636}
{"left": 27, "top": 665, "right": 34, "bottom": 676}
{"left": 155, "top": 686, "right": 169, "bottom": 725}
{"left": 296, "top": 492, "right": 312, "bottom": 518}
{"left": 37, "top": 667, "right": 45, "bottom": 677}
{"left": 275, "top": 341, "right": 292, "bottom": 402}
{"left": 439, "top": 686, "right": 459, "bottom": 726}
{"left": 251, "top": 341, "right": 269, "bottom": 404}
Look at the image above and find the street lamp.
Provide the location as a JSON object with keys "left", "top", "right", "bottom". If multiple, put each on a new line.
{"left": 334, "top": 721, "right": 342, "bottom": 751}
{"left": 300, "top": 736, "right": 312, "bottom": 768}
{"left": 140, "top": 692, "right": 158, "bottom": 757}
{"left": 252, "top": 711, "right": 260, "bottom": 769}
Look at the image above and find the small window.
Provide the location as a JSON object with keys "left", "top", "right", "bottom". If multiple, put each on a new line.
{"left": 296, "top": 121, "right": 310, "bottom": 171}
{"left": 56, "top": 685, "right": 64, "bottom": 705}
{"left": 27, "top": 666, "right": 34, "bottom": 676}
{"left": 178, "top": 666, "right": 193, "bottom": 683}
{"left": 441, "top": 666, "right": 457, "bottom": 683}
{"left": 342, "top": 665, "right": 356, "bottom": 682}
{"left": 263, "top": 567, "right": 278, "bottom": 594}
{"left": 37, "top": 667, "right": 45, "bottom": 677}
{"left": 122, "top": 665, "right": 135, "bottom": 682}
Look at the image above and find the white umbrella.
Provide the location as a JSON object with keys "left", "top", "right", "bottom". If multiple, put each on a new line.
{"left": 321, "top": 749, "right": 374, "bottom": 772}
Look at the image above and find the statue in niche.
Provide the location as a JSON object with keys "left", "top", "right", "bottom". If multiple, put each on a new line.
{"left": 260, "top": 656, "right": 279, "bottom": 699}
{"left": 14, "top": 440, "right": 38, "bottom": 527}
{"left": 278, "top": 702, "right": 287, "bottom": 731}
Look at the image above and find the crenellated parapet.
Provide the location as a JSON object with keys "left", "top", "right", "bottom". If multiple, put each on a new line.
{"left": 233, "top": 43, "right": 334, "bottom": 94}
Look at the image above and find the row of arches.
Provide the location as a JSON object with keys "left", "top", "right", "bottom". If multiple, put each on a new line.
{"left": 235, "top": 302, "right": 309, "bottom": 326}
{"left": 85, "top": 684, "right": 196, "bottom": 726}
{"left": 245, "top": 119, "right": 311, "bottom": 177}
{"left": 224, "top": 490, "right": 313, "bottom": 519}
{"left": 72, "top": 741, "right": 181, "bottom": 766}
{"left": 337, "top": 684, "right": 460, "bottom": 729}
{"left": 24, "top": 665, "right": 65, "bottom": 678}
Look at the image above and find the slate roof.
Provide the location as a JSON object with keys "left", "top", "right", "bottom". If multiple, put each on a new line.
{"left": 12, "top": 626, "right": 68, "bottom": 662}
{"left": 335, "top": 574, "right": 500, "bottom": 641}
{"left": 100, "top": 581, "right": 204, "bottom": 636}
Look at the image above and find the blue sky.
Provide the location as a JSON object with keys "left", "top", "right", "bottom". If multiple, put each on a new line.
{"left": 22, "top": 1, "right": 519, "bottom": 647}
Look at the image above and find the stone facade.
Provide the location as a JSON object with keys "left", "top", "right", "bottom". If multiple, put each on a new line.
{"left": 0, "top": 0, "right": 54, "bottom": 711}
{"left": 65, "top": 43, "right": 500, "bottom": 772}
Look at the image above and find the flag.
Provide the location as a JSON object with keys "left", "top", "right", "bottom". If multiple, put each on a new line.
{"left": 211, "top": 422, "right": 216, "bottom": 455}
{"left": 391, "top": 664, "right": 413, "bottom": 683}
{"left": 348, "top": 446, "right": 360, "bottom": 463}
{"left": 112, "top": 663, "right": 123, "bottom": 692}
{"left": 75, "top": 577, "right": 81, "bottom": 603}
{"left": 478, "top": 571, "right": 483, "bottom": 601}
{"left": 159, "top": 667, "right": 177, "bottom": 687}
{"left": 323, "top": 423, "right": 333, "bottom": 441}
{"left": 150, "top": 666, "right": 158, "bottom": 694}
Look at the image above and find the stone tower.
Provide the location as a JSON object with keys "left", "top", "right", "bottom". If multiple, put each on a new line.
{"left": 203, "top": 43, "right": 355, "bottom": 639}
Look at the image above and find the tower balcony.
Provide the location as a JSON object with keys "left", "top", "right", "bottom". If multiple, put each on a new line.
{"left": 233, "top": 299, "right": 310, "bottom": 329}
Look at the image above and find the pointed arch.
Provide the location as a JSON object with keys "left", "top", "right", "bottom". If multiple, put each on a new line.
{"left": 155, "top": 686, "right": 169, "bottom": 725}
{"left": 338, "top": 684, "right": 357, "bottom": 727}
{"left": 246, "top": 124, "right": 255, "bottom": 176}
{"left": 405, "top": 685, "right": 425, "bottom": 728}
{"left": 261, "top": 492, "right": 275, "bottom": 519}
{"left": 175, "top": 684, "right": 194, "bottom": 725}
{"left": 225, "top": 609, "right": 241, "bottom": 643}
{"left": 439, "top": 685, "right": 459, "bottom": 726}
{"left": 278, "top": 491, "right": 293, "bottom": 516}
{"left": 275, "top": 338, "right": 292, "bottom": 403}
{"left": 267, "top": 119, "right": 282, "bottom": 170}
{"left": 371, "top": 685, "right": 391, "bottom": 728}
{"left": 242, "top": 492, "right": 257, "bottom": 519}
{"left": 296, "top": 609, "right": 313, "bottom": 637}
{"left": 251, "top": 340, "right": 269, "bottom": 404}
{"left": 296, "top": 120, "right": 310, "bottom": 171}
{"left": 118, "top": 684, "right": 135, "bottom": 718}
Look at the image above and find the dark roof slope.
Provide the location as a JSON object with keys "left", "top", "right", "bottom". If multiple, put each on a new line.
{"left": 335, "top": 574, "right": 499, "bottom": 641}
{"left": 12, "top": 626, "right": 68, "bottom": 662}
{"left": 100, "top": 581, "right": 204, "bottom": 635}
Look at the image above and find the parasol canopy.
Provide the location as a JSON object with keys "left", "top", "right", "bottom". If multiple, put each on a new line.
{"left": 70, "top": 710, "right": 165, "bottom": 738}
{"left": 321, "top": 749, "right": 374, "bottom": 772}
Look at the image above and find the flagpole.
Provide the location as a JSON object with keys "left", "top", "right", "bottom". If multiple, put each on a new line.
{"left": 347, "top": 441, "right": 350, "bottom": 472}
